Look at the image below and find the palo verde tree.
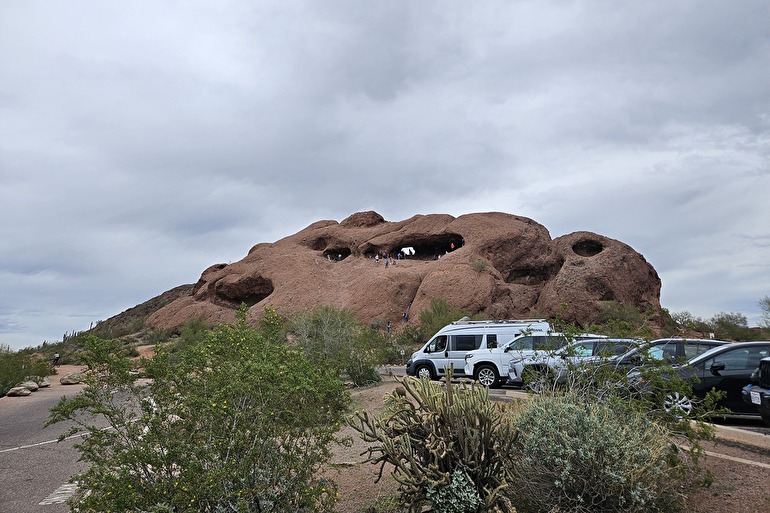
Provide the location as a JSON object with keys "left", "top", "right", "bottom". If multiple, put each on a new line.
{"left": 47, "top": 307, "right": 350, "bottom": 513}
{"left": 417, "top": 298, "right": 476, "bottom": 341}
{"left": 288, "top": 305, "right": 382, "bottom": 386}
{"left": 760, "top": 295, "right": 770, "bottom": 329}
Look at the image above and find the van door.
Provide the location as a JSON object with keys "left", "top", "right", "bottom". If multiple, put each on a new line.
{"left": 444, "top": 334, "right": 483, "bottom": 376}
{"left": 421, "top": 335, "right": 449, "bottom": 376}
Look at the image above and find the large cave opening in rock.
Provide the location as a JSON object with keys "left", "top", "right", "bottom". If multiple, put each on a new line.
{"left": 573, "top": 239, "right": 604, "bottom": 257}
{"left": 323, "top": 247, "right": 351, "bottom": 261}
{"left": 369, "top": 233, "right": 464, "bottom": 261}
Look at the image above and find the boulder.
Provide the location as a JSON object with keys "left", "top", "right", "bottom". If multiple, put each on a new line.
{"left": 25, "top": 376, "right": 51, "bottom": 388}
{"left": 60, "top": 372, "right": 85, "bottom": 385}
{"left": 6, "top": 387, "right": 32, "bottom": 397}
{"left": 146, "top": 211, "right": 662, "bottom": 331}
{"left": 18, "top": 380, "right": 39, "bottom": 392}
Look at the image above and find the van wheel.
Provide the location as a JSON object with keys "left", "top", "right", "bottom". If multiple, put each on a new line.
{"left": 475, "top": 365, "right": 500, "bottom": 388}
{"left": 415, "top": 365, "right": 434, "bottom": 380}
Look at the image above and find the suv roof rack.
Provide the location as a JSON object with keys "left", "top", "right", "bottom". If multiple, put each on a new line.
{"left": 451, "top": 318, "right": 548, "bottom": 325}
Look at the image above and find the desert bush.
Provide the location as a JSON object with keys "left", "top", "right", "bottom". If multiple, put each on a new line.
{"left": 143, "top": 328, "right": 171, "bottom": 345}
{"left": 510, "top": 395, "right": 684, "bottom": 513}
{"left": 471, "top": 258, "right": 489, "bottom": 273}
{"left": 170, "top": 316, "right": 210, "bottom": 352}
{"left": 417, "top": 298, "right": 476, "bottom": 341}
{"left": 350, "top": 373, "right": 518, "bottom": 513}
{"left": 47, "top": 310, "right": 350, "bottom": 513}
{"left": 289, "top": 305, "right": 381, "bottom": 386}
{"left": 589, "top": 301, "right": 655, "bottom": 339}
{"left": 0, "top": 344, "right": 52, "bottom": 396}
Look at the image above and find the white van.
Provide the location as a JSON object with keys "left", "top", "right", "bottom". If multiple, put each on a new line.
{"left": 405, "top": 318, "right": 551, "bottom": 380}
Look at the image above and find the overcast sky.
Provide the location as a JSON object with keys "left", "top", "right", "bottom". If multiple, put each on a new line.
{"left": 1, "top": 1, "right": 768, "bottom": 350}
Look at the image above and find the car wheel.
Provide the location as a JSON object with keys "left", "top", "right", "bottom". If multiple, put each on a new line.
{"left": 664, "top": 391, "right": 693, "bottom": 417}
{"left": 415, "top": 365, "right": 433, "bottom": 380}
{"left": 474, "top": 365, "right": 500, "bottom": 388}
{"left": 761, "top": 413, "right": 770, "bottom": 427}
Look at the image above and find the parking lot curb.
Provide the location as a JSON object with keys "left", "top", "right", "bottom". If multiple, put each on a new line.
{"left": 706, "top": 423, "right": 770, "bottom": 451}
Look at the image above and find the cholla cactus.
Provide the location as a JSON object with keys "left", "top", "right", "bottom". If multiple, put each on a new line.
{"left": 350, "top": 370, "right": 518, "bottom": 513}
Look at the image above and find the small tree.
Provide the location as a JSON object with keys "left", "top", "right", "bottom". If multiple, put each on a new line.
{"left": 417, "top": 298, "right": 476, "bottom": 341}
{"left": 708, "top": 311, "right": 751, "bottom": 340}
{"left": 758, "top": 295, "right": 770, "bottom": 329}
{"left": 47, "top": 312, "right": 350, "bottom": 512}
{"left": 289, "top": 305, "right": 381, "bottom": 386}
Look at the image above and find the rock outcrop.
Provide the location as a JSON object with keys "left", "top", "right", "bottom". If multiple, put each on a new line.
{"left": 146, "top": 212, "right": 662, "bottom": 331}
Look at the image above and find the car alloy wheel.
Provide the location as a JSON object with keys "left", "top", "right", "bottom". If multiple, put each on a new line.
{"left": 475, "top": 366, "right": 499, "bottom": 388}
{"left": 664, "top": 391, "right": 693, "bottom": 417}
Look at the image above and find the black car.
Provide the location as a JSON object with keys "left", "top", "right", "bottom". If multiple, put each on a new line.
{"left": 742, "top": 355, "right": 770, "bottom": 426}
{"left": 630, "top": 341, "right": 770, "bottom": 417}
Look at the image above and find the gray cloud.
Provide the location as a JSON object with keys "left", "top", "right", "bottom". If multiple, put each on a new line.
{"left": 1, "top": 0, "right": 768, "bottom": 349}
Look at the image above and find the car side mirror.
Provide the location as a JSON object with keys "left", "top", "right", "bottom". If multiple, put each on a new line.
{"left": 710, "top": 361, "right": 726, "bottom": 375}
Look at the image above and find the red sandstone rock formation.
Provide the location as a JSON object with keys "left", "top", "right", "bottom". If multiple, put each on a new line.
{"left": 146, "top": 211, "right": 661, "bottom": 331}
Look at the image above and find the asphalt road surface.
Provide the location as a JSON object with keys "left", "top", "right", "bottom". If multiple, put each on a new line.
{"left": 0, "top": 382, "right": 88, "bottom": 513}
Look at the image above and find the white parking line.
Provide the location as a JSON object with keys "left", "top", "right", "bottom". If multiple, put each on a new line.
{"left": 0, "top": 433, "right": 85, "bottom": 454}
{"left": 39, "top": 483, "right": 78, "bottom": 505}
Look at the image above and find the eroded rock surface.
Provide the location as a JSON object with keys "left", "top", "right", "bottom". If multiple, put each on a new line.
{"left": 146, "top": 212, "right": 662, "bottom": 331}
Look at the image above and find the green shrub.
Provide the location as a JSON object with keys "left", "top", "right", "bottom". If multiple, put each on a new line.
{"left": 510, "top": 395, "right": 684, "bottom": 513}
{"left": 0, "top": 345, "right": 52, "bottom": 396}
{"left": 471, "top": 258, "right": 489, "bottom": 273}
{"left": 426, "top": 469, "right": 483, "bottom": 513}
{"left": 417, "top": 298, "right": 476, "bottom": 341}
{"left": 170, "top": 316, "right": 210, "bottom": 352}
{"left": 351, "top": 373, "right": 518, "bottom": 512}
{"left": 47, "top": 311, "right": 350, "bottom": 513}
{"left": 289, "top": 306, "right": 381, "bottom": 386}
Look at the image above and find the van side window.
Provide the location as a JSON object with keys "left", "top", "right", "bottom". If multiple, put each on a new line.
{"left": 453, "top": 334, "right": 483, "bottom": 351}
{"left": 487, "top": 334, "right": 498, "bottom": 349}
